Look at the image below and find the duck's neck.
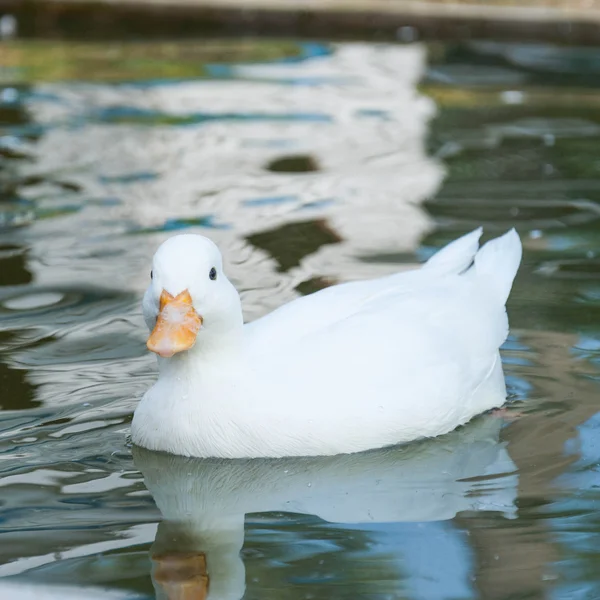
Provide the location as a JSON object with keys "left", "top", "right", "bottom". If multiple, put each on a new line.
{"left": 158, "top": 325, "right": 244, "bottom": 380}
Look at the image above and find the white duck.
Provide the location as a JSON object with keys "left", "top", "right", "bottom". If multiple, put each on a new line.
{"left": 132, "top": 227, "right": 521, "bottom": 458}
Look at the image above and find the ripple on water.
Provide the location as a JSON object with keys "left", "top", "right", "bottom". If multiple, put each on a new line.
{"left": 3, "top": 292, "right": 65, "bottom": 311}
{"left": 0, "top": 287, "right": 134, "bottom": 327}
{"left": 1, "top": 37, "right": 600, "bottom": 599}
{"left": 0, "top": 245, "right": 33, "bottom": 286}
{"left": 17, "top": 332, "right": 147, "bottom": 367}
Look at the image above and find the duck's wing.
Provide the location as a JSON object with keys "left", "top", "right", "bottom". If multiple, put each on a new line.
{"left": 246, "top": 277, "right": 503, "bottom": 453}
{"left": 241, "top": 230, "right": 521, "bottom": 454}
{"left": 246, "top": 228, "right": 485, "bottom": 355}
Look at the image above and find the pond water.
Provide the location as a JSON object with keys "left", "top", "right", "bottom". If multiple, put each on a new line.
{"left": 1, "top": 36, "right": 600, "bottom": 599}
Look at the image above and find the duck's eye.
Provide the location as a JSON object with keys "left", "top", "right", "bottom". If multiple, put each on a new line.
{"left": 209, "top": 267, "right": 217, "bottom": 281}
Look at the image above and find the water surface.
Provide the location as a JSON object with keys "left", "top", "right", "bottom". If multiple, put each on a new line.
{"left": 1, "top": 37, "right": 600, "bottom": 599}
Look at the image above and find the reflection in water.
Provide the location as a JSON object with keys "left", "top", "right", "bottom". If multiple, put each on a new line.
{"left": 0, "top": 355, "right": 39, "bottom": 410}
{"left": 246, "top": 219, "right": 342, "bottom": 273}
{"left": 0, "top": 38, "right": 599, "bottom": 599}
{"left": 0, "top": 246, "right": 32, "bottom": 286}
{"left": 22, "top": 43, "right": 441, "bottom": 311}
{"left": 134, "top": 412, "right": 516, "bottom": 600}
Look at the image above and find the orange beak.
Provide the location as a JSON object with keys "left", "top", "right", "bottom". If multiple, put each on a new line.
{"left": 147, "top": 289, "right": 202, "bottom": 358}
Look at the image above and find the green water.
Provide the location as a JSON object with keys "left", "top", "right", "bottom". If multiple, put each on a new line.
{"left": 1, "top": 37, "right": 600, "bottom": 599}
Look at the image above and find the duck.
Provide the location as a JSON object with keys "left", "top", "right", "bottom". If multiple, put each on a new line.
{"left": 131, "top": 227, "right": 522, "bottom": 459}
{"left": 134, "top": 412, "right": 517, "bottom": 600}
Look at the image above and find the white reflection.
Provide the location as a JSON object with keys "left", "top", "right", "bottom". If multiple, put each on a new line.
{"left": 24, "top": 43, "right": 442, "bottom": 320}
{"left": 134, "top": 410, "right": 517, "bottom": 600}
{"left": 3, "top": 42, "right": 444, "bottom": 413}
{"left": 0, "top": 582, "right": 140, "bottom": 600}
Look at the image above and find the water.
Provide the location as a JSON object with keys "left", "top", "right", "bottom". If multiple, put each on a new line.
{"left": 1, "top": 36, "right": 600, "bottom": 599}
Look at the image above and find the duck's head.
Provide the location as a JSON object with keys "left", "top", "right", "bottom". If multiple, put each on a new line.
{"left": 142, "top": 234, "right": 243, "bottom": 358}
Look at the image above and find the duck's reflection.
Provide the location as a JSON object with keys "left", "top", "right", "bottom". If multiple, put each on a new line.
{"left": 152, "top": 547, "right": 210, "bottom": 600}
{"left": 134, "top": 412, "right": 517, "bottom": 600}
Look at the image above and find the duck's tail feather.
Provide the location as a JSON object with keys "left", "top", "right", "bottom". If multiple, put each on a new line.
{"left": 473, "top": 228, "right": 522, "bottom": 305}
{"left": 424, "top": 227, "right": 482, "bottom": 274}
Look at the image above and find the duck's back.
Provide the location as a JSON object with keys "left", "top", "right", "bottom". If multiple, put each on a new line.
{"left": 235, "top": 229, "right": 521, "bottom": 457}
{"left": 245, "top": 227, "right": 485, "bottom": 355}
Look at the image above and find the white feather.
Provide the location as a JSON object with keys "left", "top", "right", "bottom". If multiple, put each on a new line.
{"left": 474, "top": 228, "right": 522, "bottom": 304}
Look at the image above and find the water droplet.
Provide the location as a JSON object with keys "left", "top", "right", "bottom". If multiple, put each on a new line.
{"left": 494, "top": 554, "right": 500, "bottom": 560}
{"left": 283, "top": 469, "right": 289, "bottom": 474}
{"left": 307, "top": 482, "right": 312, "bottom": 487}
{"left": 83, "top": 402, "right": 91, "bottom": 407}
{"left": 529, "top": 229, "right": 542, "bottom": 240}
